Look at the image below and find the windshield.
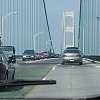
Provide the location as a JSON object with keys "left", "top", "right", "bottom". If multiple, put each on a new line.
{"left": 0, "top": 0, "right": 100, "bottom": 99}
{"left": 24, "top": 50, "right": 35, "bottom": 54}
{"left": 0, "top": 47, "right": 13, "bottom": 51}
{"left": 64, "top": 49, "right": 80, "bottom": 53}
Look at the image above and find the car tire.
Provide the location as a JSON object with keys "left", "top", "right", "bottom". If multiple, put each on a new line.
{"left": 14, "top": 60, "right": 16, "bottom": 63}
{"left": 12, "top": 60, "right": 16, "bottom": 63}
{"left": 79, "top": 62, "right": 83, "bottom": 65}
{"left": 61, "top": 62, "right": 65, "bottom": 65}
{"left": 6, "top": 70, "right": 8, "bottom": 80}
{"left": 12, "top": 73, "right": 15, "bottom": 80}
{"left": 22, "top": 59, "right": 25, "bottom": 61}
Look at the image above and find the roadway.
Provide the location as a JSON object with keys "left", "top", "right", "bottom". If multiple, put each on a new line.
{"left": 25, "top": 58, "right": 100, "bottom": 99}
{"left": 0, "top": 58, "right": 100, "bottom": 99}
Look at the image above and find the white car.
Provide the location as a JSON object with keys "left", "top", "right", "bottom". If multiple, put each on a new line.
{"left": 61, "top": 49, "right": 83, "bottom": 65}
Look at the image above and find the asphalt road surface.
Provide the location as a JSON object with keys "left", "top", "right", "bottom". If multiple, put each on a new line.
{"left": 25, "top": 58, "right": 100, "bottom": 99}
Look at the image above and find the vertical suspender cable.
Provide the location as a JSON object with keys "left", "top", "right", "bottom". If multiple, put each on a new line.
{"left": 78, "top": 0, "right": 82, "bottom": 48}
{"left": 42, "top": 0, "right": 54, "bottom": 53}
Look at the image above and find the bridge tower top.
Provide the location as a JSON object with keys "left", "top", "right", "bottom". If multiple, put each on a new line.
{"left": 62, "top": 11, "right": 75, "bottom": 51}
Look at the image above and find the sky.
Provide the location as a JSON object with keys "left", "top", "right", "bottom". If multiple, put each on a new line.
{"left": 45, "top": 0, "right": 80, "bottom": 53}
{"left": 0, "top": 0, "right": 80, "bottom": 55}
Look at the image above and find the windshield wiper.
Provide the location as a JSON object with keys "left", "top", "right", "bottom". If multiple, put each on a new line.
{"left": 0, "top": 79, "right": 56, "bottom": 87}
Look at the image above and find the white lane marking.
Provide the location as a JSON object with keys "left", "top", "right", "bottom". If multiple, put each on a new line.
{"left": 52, "top": 66, "right": 56, "bottom": 70}
{"left": 71, "top": 65, "right": 78, "bottom": 68}
{"left": 42, "top": 78, "right": 46, "bottom": 80}
{"left": 42, "top": 64, "right": 59, "bottom": 80}
{"left": 42, "top": 65, "right": 58, "bottom": 80}
{"left": 57, "top": 64, "right": 61, "bottom": 66}
{"left": 52, "top": 66, "right": 55, "bottom": 70}
{"left": 93, "top": 63, "right": 100, "bottom": 68}
{"left": 42, "top": 65, "right": 57, "bottom": 80}
{"left": 95, "top": 61, "right": 100, "bottom": 64}
{"left": 25, "top": 61, "right": 34, "bottom": 63}
{"left": 95, "top": 66, "right": 100, "bottom": 68}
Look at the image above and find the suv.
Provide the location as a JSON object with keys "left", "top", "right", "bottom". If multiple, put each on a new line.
{"left": 0, "top": 46, "right": 16, "bottom": 63}
{"left": 22, "top": 50, "right": 37, "bottom": 61}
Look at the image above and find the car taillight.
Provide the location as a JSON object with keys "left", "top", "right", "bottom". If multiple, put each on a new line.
{"left": 76, "top": 54, "right": 81, "bottom": 57}
{"left": 63, "top": 55, "right": 67, "bottom": 57}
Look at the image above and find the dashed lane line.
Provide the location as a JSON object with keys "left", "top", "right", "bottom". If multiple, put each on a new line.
{"left": 42, "top": 78, "right": 46, "bottom": 80}
{"left": 52, "top": 66, "right": 56, "bottom": 70}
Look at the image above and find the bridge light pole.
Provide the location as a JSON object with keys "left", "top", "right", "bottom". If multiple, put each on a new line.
{"left": 46, "top": 40, "right": 52, "bottom": 49}
{"left": 33, "top": 32, "right": 43, "bottom": 52}
{"left": 1, "top": 12, "right": 18, "bottom": 46}
{"left": 55, "top": 48, "right": 59, "bottom": 53}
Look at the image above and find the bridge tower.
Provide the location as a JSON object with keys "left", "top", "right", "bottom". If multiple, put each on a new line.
{"left": 62, "top": 11, "right": 75, "bottom": 51}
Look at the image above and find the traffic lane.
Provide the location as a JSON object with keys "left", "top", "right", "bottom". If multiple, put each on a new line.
{"left": 25, "top": 59, "right": 100, "bottom": 98}
{"left": 0, "top": 59, "right": 57, "bottom": 98}
{"left": 14, "top": 58, "right": 61, "bottom": 80}
{"left": 15, "top": 61, "right": 56, "bottom": 80}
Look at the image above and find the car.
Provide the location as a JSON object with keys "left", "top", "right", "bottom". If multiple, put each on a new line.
{"left": 49, "top": 53, "right": 56, "bottom": 58}
{"left": 61, "top": 49, "right": 83, "bottom": 65}
{"left": 0, "top": 46, "right": 16, "bottom": 63}
{"left": 41, "top": 51, "right": 50, "bottom": 58}
{"left": 22, "top": 50, "right": 37, "bottom": 61}
{"left": 38, "top": 53, "right": 45, "bottom": 59}
{"left": 54, "top": 54, "right": 60, "bottom": 58}
{"left": 0, "top": 50, "right": 15, "bottom": 80}
{"left": 36, "top": 53, "right": 40, "bottom": 60}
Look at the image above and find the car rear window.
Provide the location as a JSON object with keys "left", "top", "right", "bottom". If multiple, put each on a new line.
{"left": 24, "top": 50, "right": 35, "bottom": 54}
{"left": 66, "top": 47, "right": 78, "bottom": 49}
{"left": 64, "top": 49, "right": 80, "bottom": 53}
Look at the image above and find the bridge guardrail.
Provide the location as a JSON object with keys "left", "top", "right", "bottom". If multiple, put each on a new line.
{"left": 84, "top": 55, "right": 100, "bottom": 63}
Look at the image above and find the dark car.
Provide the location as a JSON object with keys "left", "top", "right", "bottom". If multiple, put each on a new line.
{"left": 41, "top": 51, "right": 50, "bottom": 58}
{"left": 22, "top": 50, "right": 37, "bottom": 61}
{"left": 0, "top": 50, "right": 15, "bottom": 80}
{"left": 38, "top": 53, "right": 45, "bottom": 59}
{"left": 49, "top": 53, "right": 56, "bottom": 58}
